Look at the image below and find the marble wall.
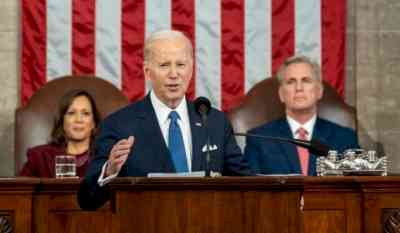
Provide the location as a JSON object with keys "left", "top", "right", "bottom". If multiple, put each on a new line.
{"left": 354, "top": 0, "right": 400, "bottom": 172}
{"left": 0, "top": 0, "right": 18, "bottom": 176}
{"left": 0, "top": 0, "right": 399, "bottom": 175}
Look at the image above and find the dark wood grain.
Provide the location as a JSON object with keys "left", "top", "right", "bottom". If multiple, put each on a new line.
{"left": 1, "top": 176, "right": 400, "bottom": 232}
{"left": 112, "top": 177, "right": 303, "bottom": 233}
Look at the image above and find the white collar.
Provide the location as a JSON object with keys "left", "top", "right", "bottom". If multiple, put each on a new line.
{"left": 150, "top": 91, "right": 188, "bottom": 125}
{"left": 286, "top": 115, "right": 317, "bottom": 140}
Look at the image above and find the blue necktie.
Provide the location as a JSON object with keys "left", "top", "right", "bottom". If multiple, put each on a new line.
{"left": 168, "top": 111, "right": 188, "bottom": 172}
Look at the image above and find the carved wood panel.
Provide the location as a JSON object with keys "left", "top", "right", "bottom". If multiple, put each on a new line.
{"left": 382, "top": 209, "right": 400, "bottom": 233}
{"left": 0, "top": 214, "right": 13, "bottom": 233}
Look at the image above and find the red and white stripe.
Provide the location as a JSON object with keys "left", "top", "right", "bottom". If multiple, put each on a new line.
{"left": 21, "top": 0, "right": 346, "bottom": 111}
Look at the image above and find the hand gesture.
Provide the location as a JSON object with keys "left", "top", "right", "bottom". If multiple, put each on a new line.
{"left": 105, "top": 136, "right": 134, "bottom": 176}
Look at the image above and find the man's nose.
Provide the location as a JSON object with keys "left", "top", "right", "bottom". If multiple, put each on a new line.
{"left": 169, "top": 65, "right": 178, "bottom": 77}
{"left": 295, "top": 81, "right": 304, "bottom": 91}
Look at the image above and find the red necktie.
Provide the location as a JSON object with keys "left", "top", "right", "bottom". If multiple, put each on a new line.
{"left": 296, "top": 127, "right": 309, "bottom": 176}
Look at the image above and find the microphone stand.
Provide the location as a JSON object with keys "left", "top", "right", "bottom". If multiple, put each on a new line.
{"left": 235, "top": 132, "right": 302, "bottom": 145}
{"left": 193, "top": 97, "right": 213, "bottom": 177}
{"left": 235, "top": 132, "right": 330, "bottom": 157}
{"left": 202, "top": 114, "right": 211, "bottom": 177}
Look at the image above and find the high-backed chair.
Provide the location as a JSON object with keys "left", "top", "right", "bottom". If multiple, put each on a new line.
{"left": 228, "top": 78, "right": 356, "bottom": 148}
{"left": 15, "top": 75, "right": 130, "bottom": 175}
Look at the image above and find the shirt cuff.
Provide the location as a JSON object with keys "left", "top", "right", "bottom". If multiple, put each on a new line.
{"left": 97, "top": 161, "right": 119, "bottom": 187}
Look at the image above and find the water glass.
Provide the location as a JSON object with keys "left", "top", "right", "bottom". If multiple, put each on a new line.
{"left": 55, "top": 155, "right": 76, "bottom": 178}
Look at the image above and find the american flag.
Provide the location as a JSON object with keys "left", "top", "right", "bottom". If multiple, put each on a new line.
{"left": 21, "top": 0, "right": 346, "bottom": 111}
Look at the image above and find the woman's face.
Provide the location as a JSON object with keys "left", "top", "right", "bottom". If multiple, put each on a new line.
{"left": 63, "top": 95, "right": 95, "bottom": 143}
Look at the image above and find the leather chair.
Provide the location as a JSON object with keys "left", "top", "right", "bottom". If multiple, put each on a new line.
{"left": 15, "top": 75, "right": 130, "bottom": 175}
{"left": 228, "top": 78, "right": 356, "bottom": 148}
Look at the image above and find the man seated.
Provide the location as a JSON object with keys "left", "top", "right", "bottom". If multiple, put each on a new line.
{"left": 78, "top": 30, "right": 250, "bottom": 210}
{"left": 244, "top": 55, "right": 359, "bottom": 176}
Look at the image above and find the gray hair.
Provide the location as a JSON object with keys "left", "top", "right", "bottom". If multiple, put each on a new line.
{"left": 276, "top": 55, "right": 321, "bottom": 84}
{"left": 143, "top": 30, "right": 193, "bottom": 63}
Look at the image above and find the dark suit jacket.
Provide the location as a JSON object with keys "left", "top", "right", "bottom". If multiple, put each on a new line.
{"left": 244, "top": 117, "right": 359, "bottom": 176}
{"left": 19, "top": 144, "right": 89, "bottom": 178}
{"left": 78, "top": 95, "right": 250, "bottom": 210}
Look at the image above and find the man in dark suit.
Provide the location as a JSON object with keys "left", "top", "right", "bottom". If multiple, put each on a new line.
{"left": 78, "top": 30, "right": 250, "bottom": 210}
{"left": 244, "top": 55, "right": 359, "bottom": 176}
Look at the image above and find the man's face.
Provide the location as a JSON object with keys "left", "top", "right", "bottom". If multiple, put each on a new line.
{"left": 143, "top": 37, "right": 193, "bottom": 108}
{"left": 278, "top": 62, "right": 323, "bottom": 116}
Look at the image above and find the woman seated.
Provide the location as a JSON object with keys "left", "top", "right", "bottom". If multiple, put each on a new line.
{"left": 19, "top": 89, "right": 101, "bottom": 177}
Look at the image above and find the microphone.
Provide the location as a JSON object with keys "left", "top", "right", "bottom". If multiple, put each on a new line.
{"left": 194, "top": 96, "right": 211, "bottom": 123}
{"left": 194, "top": 97, "right": 212, "bottom": 176}
{"left": 235, "top": 132, "right": 331, "bottom": 157}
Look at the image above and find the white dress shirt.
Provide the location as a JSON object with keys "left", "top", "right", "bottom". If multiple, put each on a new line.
{"left": 98, "top": 92, "right": 193, "bottom": 186}
{"left": 150, "top": 91, "right": 193, "bottom": 171}
{"left": 286, "top": 115, "right": 317, "bottom": 140}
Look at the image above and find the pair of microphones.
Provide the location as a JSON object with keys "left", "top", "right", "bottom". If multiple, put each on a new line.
{"left": 193, "top": 96, "right": 331, "bottom": 158}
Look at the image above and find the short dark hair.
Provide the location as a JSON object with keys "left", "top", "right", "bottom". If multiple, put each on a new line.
{"left": 50, "top": 89, "right": 101, "bottom": 146}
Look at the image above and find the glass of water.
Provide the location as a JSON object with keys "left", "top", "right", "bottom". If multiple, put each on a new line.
{"left": 55, "top": 155, "right": 76, "bottom": 178}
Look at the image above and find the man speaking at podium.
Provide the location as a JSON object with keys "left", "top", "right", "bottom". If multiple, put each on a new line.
{"left": 244, "top": 55, "right": 359, "bottom": 176}
{"left": 78, "top": 30, "right": 250, "bottom": 210}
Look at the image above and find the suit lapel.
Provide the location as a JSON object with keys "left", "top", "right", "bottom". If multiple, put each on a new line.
{"left": 137, "top": 95, "right": 175, "bottom": 172}
{"left": 311, "top": 118, "right": 330, "bottom": 143}
{"left": 278, "top": 119, "right": 302, "bottom": 174}
{"left": 187, "top": 102, "right": 206, "bottom": 171}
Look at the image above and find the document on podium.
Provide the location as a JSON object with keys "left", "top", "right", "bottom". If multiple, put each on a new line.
{"left": 147, "top": 171, "right": 206, "bottom": 178}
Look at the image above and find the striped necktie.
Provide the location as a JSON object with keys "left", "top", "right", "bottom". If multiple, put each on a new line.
{"left": 296, "top": 127, "right": 309, "bottom": 176}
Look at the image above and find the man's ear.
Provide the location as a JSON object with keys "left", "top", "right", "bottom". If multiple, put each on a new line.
{"left": 278, "top": 86, "right": 285, "bottom": 103}
{"left": 143, "top": 62, "right": 150, "bottom": 80}
{"left": 317, "top": 82, "right": 324, "bottom": 100}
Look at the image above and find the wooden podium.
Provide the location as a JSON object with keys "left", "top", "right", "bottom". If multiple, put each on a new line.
{"left": 302, "top": 176, "right": 400, "bottom": 233}
{"left": 1, "top": 176, "right": 400, "bottom": 233}
{"left": 109, "top": 177, "right": 303, "bottom": 233}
